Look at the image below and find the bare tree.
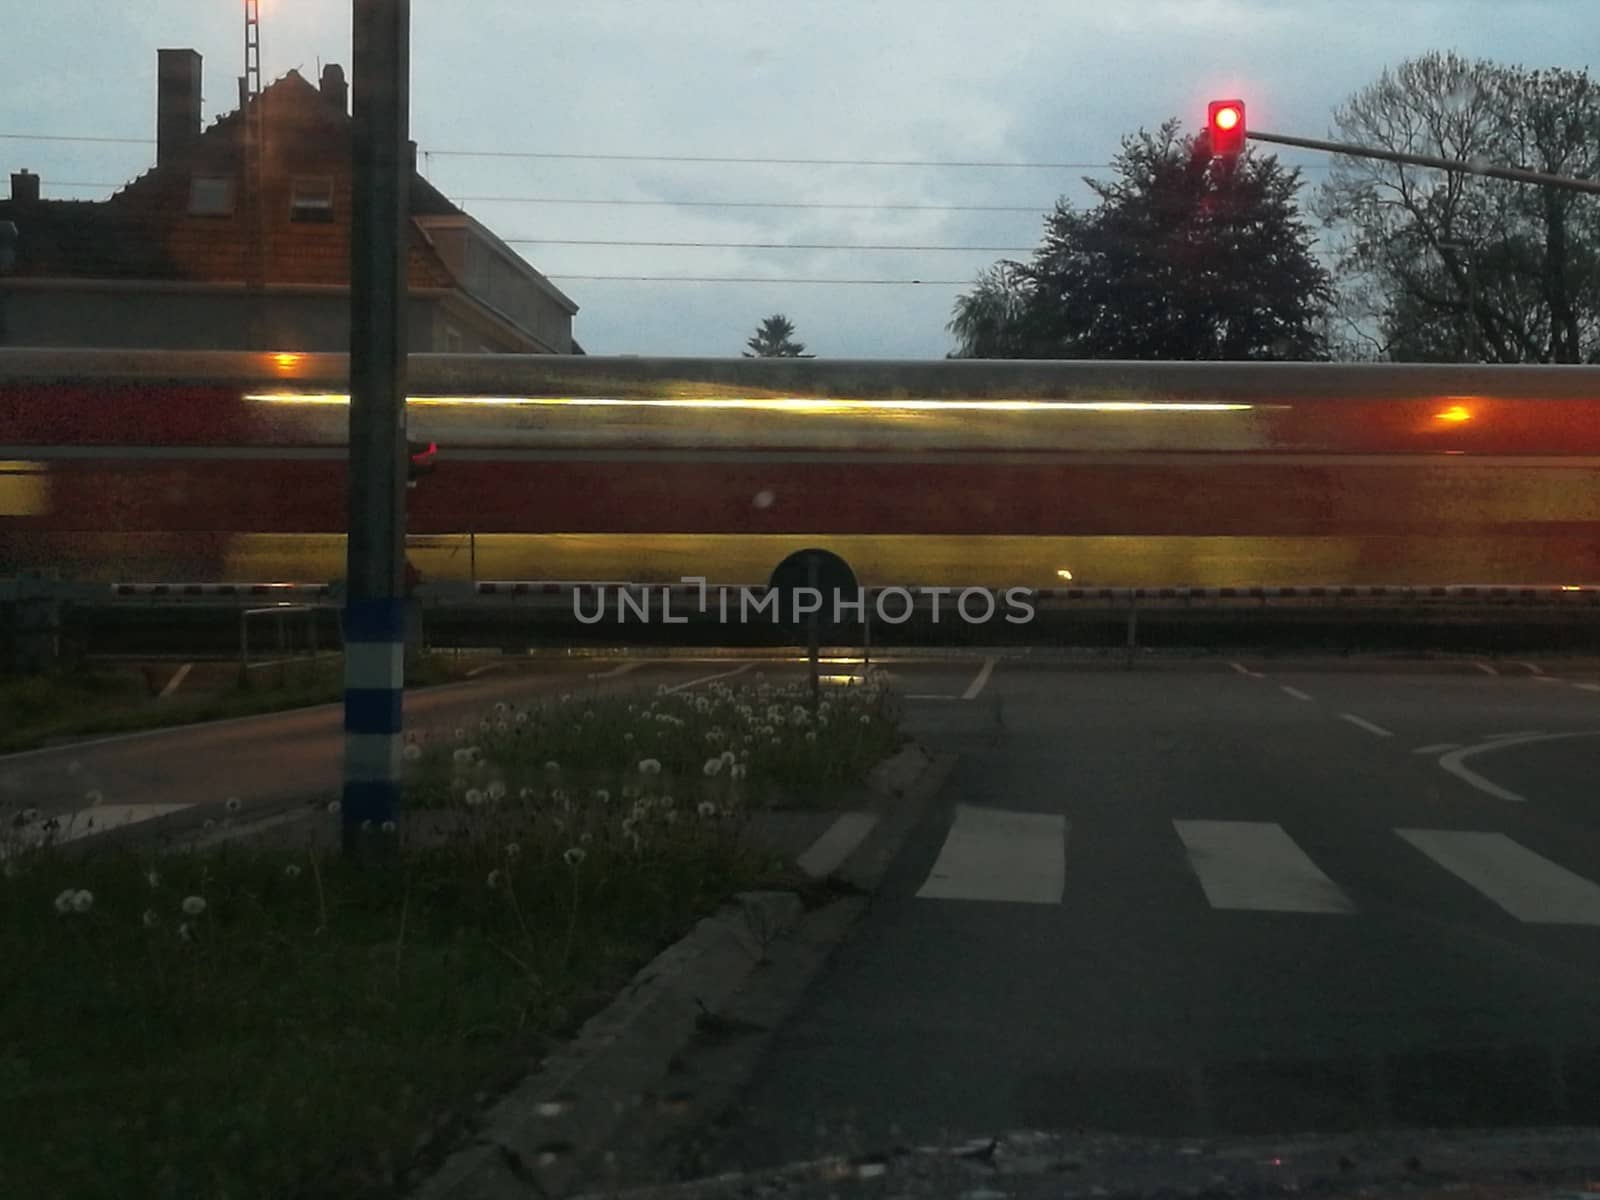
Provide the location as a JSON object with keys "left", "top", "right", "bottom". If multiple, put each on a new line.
{"left": 1315, "top": 53, "right": 1600, "bottom": 363}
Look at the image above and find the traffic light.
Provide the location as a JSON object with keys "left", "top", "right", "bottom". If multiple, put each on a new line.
{"left": 1207, "top": 99, "right": 1246, "bottom": 159}
{"left": 407, "top": 439, "right": 437, "bottom": 489}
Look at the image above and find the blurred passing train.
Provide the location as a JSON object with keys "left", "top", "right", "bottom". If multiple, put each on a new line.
{"left": 2, "top": 349, "right": 1600, "bottom": 589}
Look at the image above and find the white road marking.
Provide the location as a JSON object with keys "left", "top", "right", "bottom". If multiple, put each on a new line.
{"left": 1472, "top": 661, "right": 1498, "bottom": 676}
{"left": 588, "top": 661, "right": 645, "bottom": 679}
{"left": 796, "top": 812, "right": 880, "bottom": 878}
{"left": 1536, "top": 676, "right": 1563, "bottom": 685}
{"left": 1174, "top": 820, "right": 1354, "bottom": 914}
{"left": 1340, "top": 713, "right": 1394, "bottom": 738}
{"left": 13, "top": 803, "right": 193, "bottom": 849}
{"left": 1414, "top": 743, "right": 1461, "bottom": 755}
{"left": 1486, "top": 731, "right": 1544, "bottom": 740}
{"left": 1573, "top": 683, "right": 1600, "bottom": 693}
{"left": 1397, "top": 829, "right": 1600, "bottom": 925}
{"left": 1230, "top": 662, "right": 1264, "bottom": 679}
{"left": 905, "top": 694, "right": 960, "bottom": 701}
{"left": 1280, "top": 685, "right": 1313, "bottom": 702}
{"left": 1437, "top": 729, "right": 1600, "bottom": 804}
{"left": 916, "top": 805, "right": 1067, "bottom": 904}
{"left": 157, "top": 663, "right": 193, "bottom": 699}
{"left": 962, "top": 657, "right": 998, "bottom": 701}
{"left": 662, "top": 662, "right": 754, "bottom": 694}
{"left": 1514, "top": 661, "right": 1546, "bottom": 676}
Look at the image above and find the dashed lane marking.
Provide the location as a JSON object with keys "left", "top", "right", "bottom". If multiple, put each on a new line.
{"left": 1340, "top": 713, "right": 1393, "bottom": 738}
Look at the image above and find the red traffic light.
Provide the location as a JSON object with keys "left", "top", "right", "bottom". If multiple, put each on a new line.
{"left": 407, "top": 440, "right": 437, "bottom": 487}
{"left": 1207, "top": 99, "right": 1246, "bottom": 158}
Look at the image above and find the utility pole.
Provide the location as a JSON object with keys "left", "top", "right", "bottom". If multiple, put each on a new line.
{"left": 343, "top": 0, "right": 410, "bottom": 856}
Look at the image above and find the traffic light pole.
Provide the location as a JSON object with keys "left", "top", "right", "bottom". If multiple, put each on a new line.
{"left": 344, "top": 0, "right": 410, "bottom": 856}
{"left": 1247, "top": 129, "right": 1600, "bottom": 196}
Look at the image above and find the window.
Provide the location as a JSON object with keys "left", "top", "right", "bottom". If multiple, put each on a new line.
{"left": 188, "top": 175, "right": 234, "bottom": 216}
{"left": 289, "top": 177, "right": 334, "bottom": 222}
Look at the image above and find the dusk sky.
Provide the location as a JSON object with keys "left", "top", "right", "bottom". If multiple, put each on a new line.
{"left": 3, "top": 1, "right": 1591, "bottom": 358}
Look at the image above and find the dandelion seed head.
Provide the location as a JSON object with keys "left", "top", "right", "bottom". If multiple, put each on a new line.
{"left": 181, "top": 895, "right": 207, "bottom": 916}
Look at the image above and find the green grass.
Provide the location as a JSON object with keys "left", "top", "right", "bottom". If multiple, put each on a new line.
{"left": 0, "top": 655, "right": 477, "bottom": 755}
{"left": 0, "top": 671, "right": 902, "bottom": 1200}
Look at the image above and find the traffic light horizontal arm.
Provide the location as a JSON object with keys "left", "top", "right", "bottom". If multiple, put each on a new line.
{"left": 1247, "top": 128, "right": 1600, "bottom": 195}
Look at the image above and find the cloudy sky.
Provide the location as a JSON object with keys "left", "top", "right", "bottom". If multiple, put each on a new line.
{"left": 4, "top": 0, "right": 1591, "bottom": 358}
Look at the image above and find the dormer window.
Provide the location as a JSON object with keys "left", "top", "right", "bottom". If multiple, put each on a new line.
{"left": 289, "top": 177, "right": 334, "bottom": 222}
{"left": 188, "top": 175, "right": 234, "bottom": 216}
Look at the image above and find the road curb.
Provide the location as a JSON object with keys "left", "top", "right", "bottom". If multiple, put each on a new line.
{"left": 411, "top": 890, "right": 806, "bottom": 1200}
{"left": 407, "top": 742, "right": 954, "bottom": 1200}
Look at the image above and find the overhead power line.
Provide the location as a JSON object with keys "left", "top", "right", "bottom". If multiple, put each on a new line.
{"left": 457, "top": 195, "right": 1054, "bottom": 212}
{"left": 544, "top": 275, "right": 969, "bottom": 285}
{"left": 507, "top": 238, "right": 1033, "bottom": 251}
{"left": 3, "top": 128, "right": 1338, "bottom": 170}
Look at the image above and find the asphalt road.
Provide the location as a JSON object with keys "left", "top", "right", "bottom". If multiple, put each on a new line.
{"left": 675, "top": 654, "right": 1600, "bottom": 1176}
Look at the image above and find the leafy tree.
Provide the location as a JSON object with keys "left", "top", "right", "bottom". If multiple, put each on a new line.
{"left": 1314, "top": 53, "right": 1600, "bottom": 362}
{"left": 742, "top": 313, "right": 813, "bottom": 357}
{"left": 948, "top": 120, "right": 1332, "bottom": 360}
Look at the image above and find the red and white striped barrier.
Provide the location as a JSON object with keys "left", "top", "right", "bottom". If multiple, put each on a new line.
{"left": 110, "top": 582, "right": 333, "bottom": 598}
{"left": 469, "top": 581, "right": 1600, "bottom": 603}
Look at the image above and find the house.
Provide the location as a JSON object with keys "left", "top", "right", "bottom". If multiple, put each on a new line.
{"left": 0, "top": 48, "right": 581, "bottom": 353}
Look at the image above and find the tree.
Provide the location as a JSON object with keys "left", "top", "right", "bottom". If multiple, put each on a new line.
{"left": 948, "top": 120, "right": 1332, "bottom": 360}
{"left": 1313, "top": 53, "right": 1600, "bottom": 363}
{"left": 742, "top": 314, "right": 813, "bottom": 357}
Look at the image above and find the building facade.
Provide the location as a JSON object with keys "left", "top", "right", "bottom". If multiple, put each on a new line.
{"left": 0, "top": 49, "right": 581, "bottom": 354}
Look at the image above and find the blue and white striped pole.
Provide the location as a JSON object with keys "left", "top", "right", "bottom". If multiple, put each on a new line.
{"left": 342, "top": 599, "right": 406, "bottom": 838}
{"left": 344, "top": 0, "right": 410, "bottom": 853}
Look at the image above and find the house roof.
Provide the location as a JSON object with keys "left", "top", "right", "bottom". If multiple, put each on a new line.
{"left": 0, "top": 69, "right": 461, "bottom": 288}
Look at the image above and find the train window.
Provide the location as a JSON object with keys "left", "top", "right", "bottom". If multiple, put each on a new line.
{"left": 288, "top": 177, "right": 334, "bottom": 223}
{"left": 188, "top": 175, "right": 234, "bottom": 216}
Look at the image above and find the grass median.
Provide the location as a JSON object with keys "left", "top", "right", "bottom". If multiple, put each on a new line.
{"left": 0, "top": 669, "right": 901, "bottom": 1200}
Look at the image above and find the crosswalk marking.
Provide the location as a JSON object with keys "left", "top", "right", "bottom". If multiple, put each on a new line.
{"left": 1396, "top": 829, "right": 1600, "bottom": 925}
{"left": 915, "top": 804, "right": 1066, "bottom": 904}
{"left": 1173, "top": 820, "right": 1355, "bottom": 913}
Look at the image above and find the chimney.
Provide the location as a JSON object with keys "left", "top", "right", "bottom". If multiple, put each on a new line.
{"left": 10, "top": 170, "right": 39, "bottom": 204}
{"left": 157, "top": 48, "right": 203, "bottom": 168}
{"left": 320, "top": 63, "right": 348, "bottom": 114}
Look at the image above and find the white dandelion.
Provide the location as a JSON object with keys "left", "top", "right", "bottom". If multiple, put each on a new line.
{"left": 637, "top": 758, "right": 662, "bottom": 776}
{"left": 703, "top": 758, "right": 724, "bottom": 777}
{"left": 141, "top": 909, "right": 159, "bottom": 929}
{"left": 487, "top": 869, "right": 505, "bottom": 889}
{"left": 224, "top": 797, "right": 242, "bottom": 814}
{"left": 698, "top": 801, "right": 716, "bottom": 818}
{"left": 285, "top": 863, "right": 302, "bottom": 879}
{"left": 181, "top": 896, "right": 207, "bottom": 916}
{"left": 465, "top": 788, "right": 485, "bottom": 808}
{"left": 53, "top": 889, "right": 76, "bottom": 915}
{"left": 563, "top": 846, "right": 587, "bottom": 867}
{"left": 403, "top": 743, "right": 423, "bottom": 762}
{"left": 505, "top": 842, "right": 522, "bottom": 859}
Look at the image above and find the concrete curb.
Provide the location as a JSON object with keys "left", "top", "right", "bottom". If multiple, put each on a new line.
{"left": 408, "top": 741, "right": 954, "bottom": 1200}
{"left": 412, "top": 891, "right": 805, "bottom": 1200}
